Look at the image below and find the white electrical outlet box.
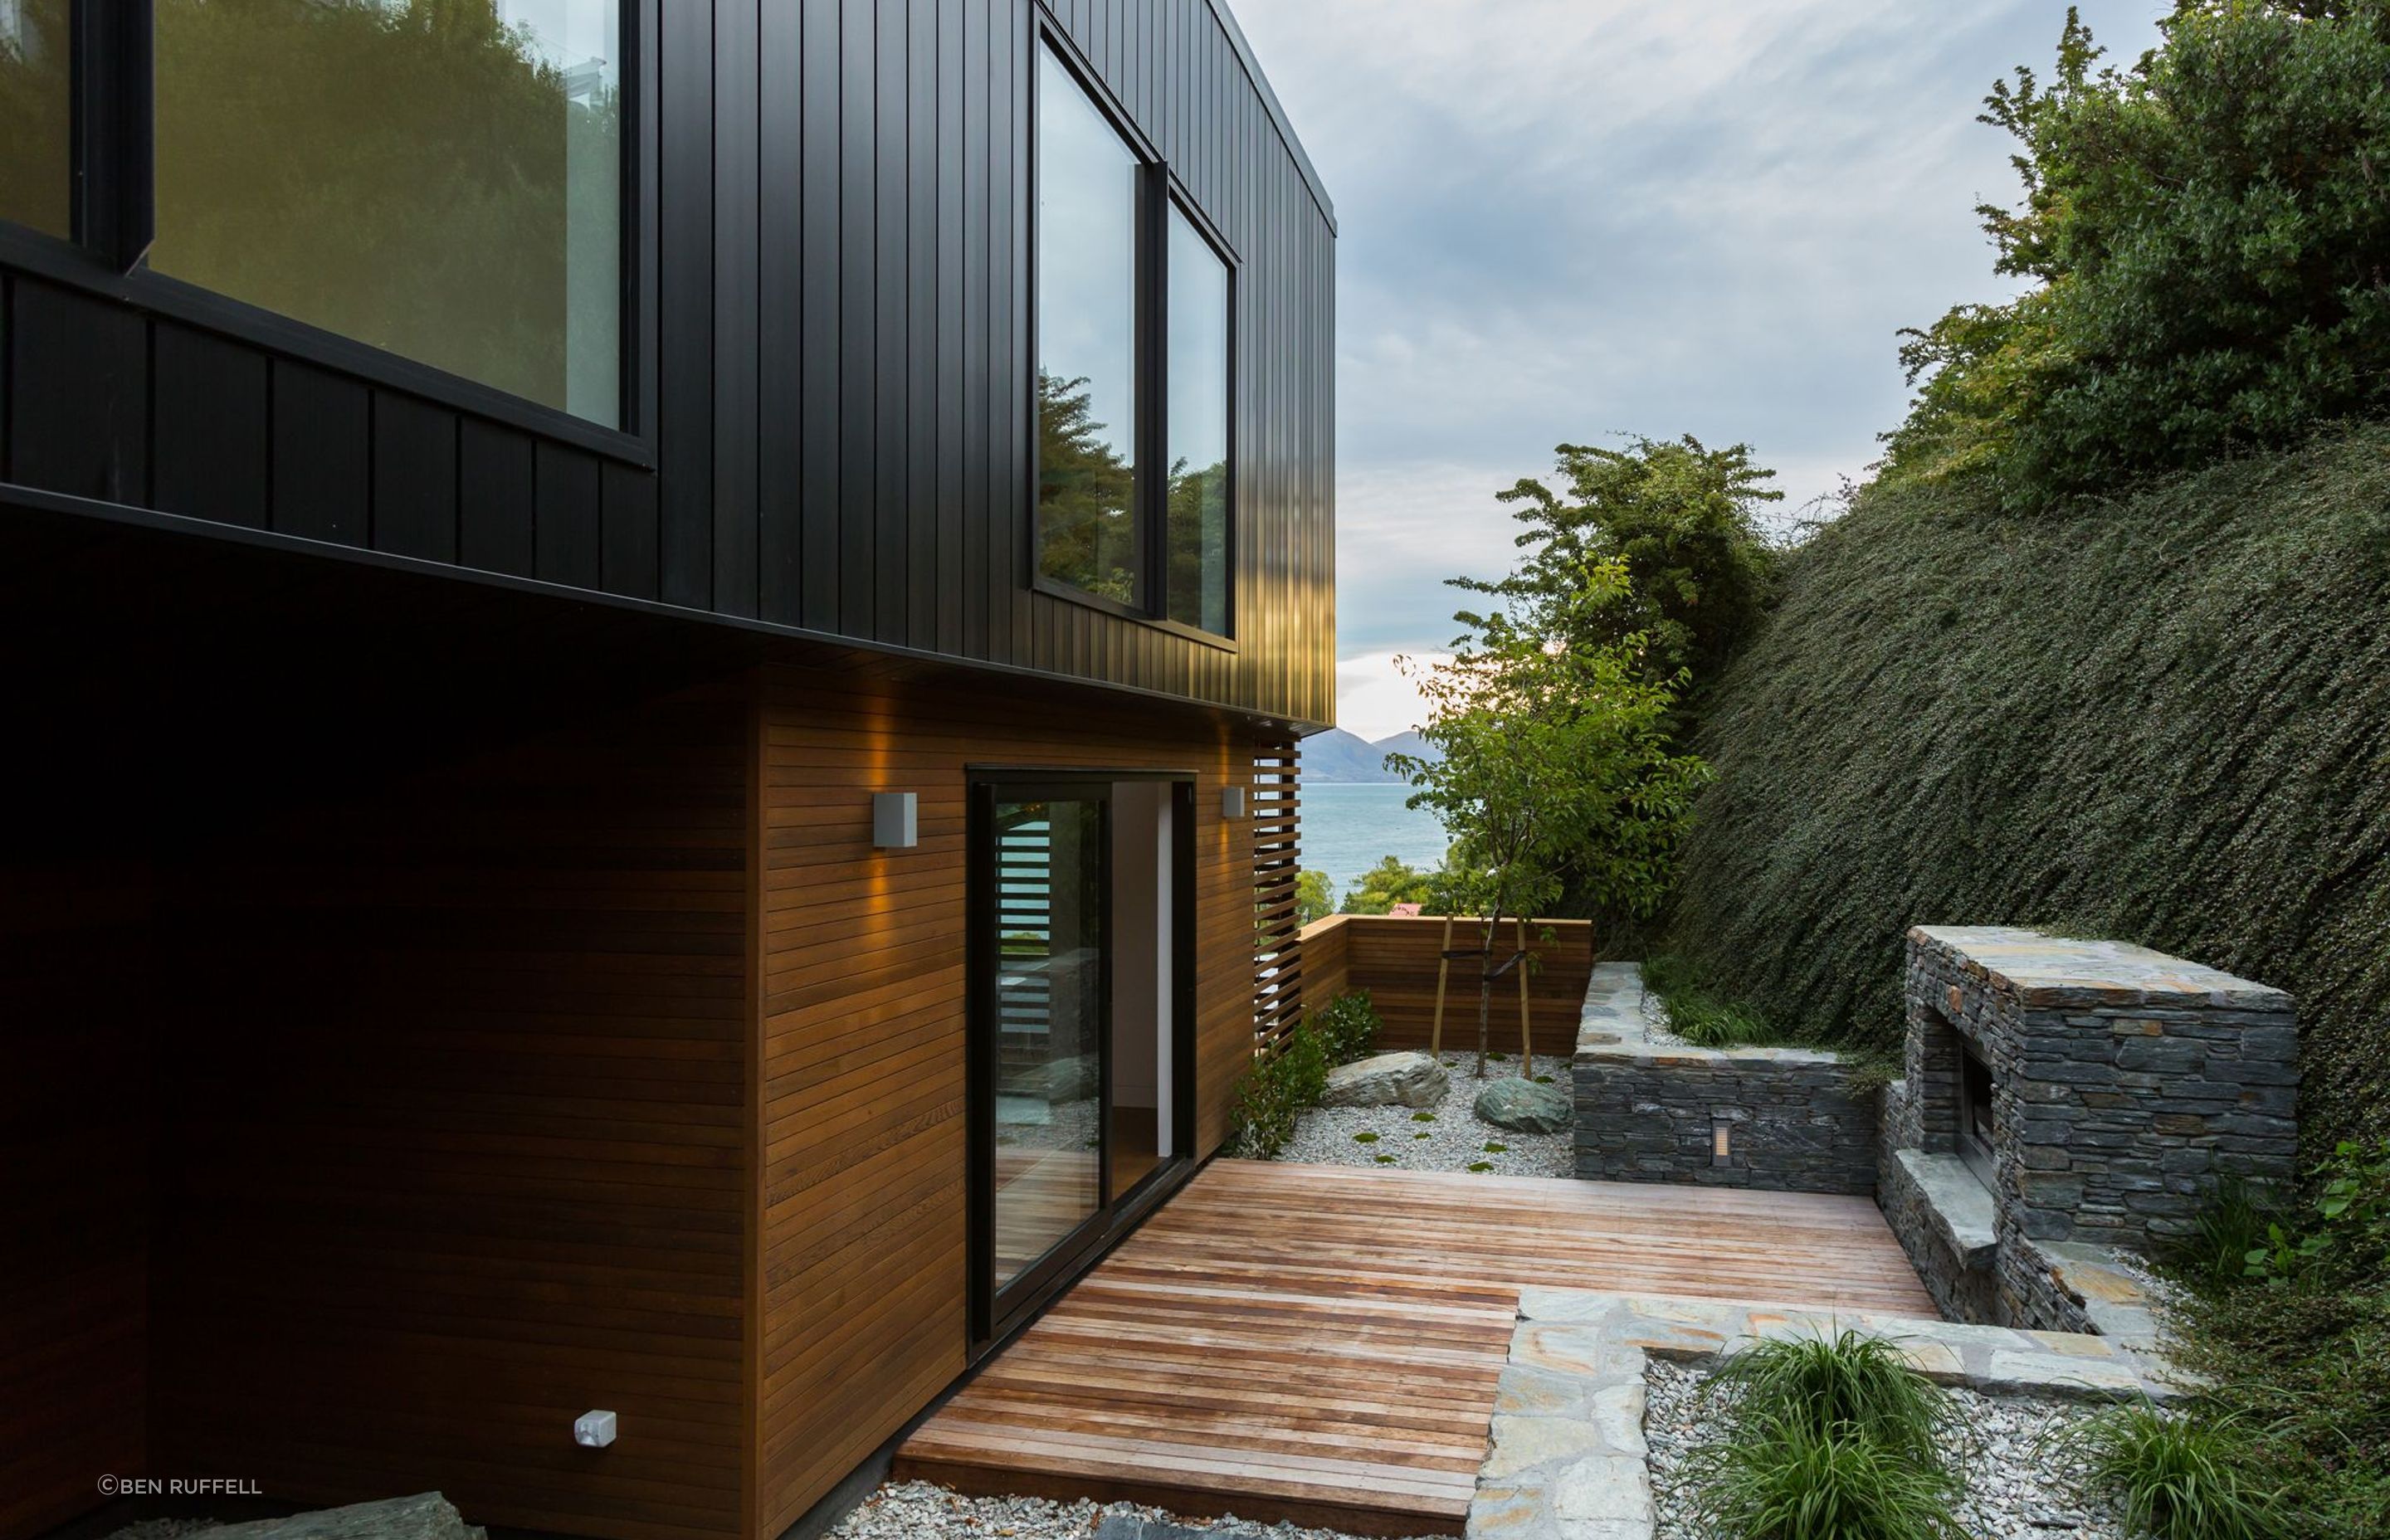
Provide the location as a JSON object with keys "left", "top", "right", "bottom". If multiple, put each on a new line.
{"left": 574, "top": 1410, "right": 618, "bottom": 1449}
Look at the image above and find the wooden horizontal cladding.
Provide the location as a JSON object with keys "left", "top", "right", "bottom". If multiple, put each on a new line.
{"left": 144, "top": 687, "right": 756, "bottom": 1540}
{"left": 0, "top": 870, "right": 151, "bottom": 1540}
{"left": 752, "top": 658, "right": 1271, "bottom": 1538}
{"left": 0, "top": 0, "right": 1334, "bottom": 726}
{"left": 1298, "top": 915, "right": 1600, "bottom": 1055}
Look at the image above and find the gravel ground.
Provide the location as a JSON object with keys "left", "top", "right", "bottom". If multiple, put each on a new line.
{"left": 827, "top": 1480, "right": 1432, "bottom": 1540}
{"left": 1643, "top": 1361, "right": 2124, "bottom": 1540}
{"left": 1276, "top": 1050, "right": 1574, "bottom": 1177}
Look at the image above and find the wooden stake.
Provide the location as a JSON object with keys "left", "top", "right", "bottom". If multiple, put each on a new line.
{"left": 1515, "top": 916, "right": 1533, "bottom": 1075}
{"left": 1430, "top": 914, "right": 1453, "bottom": 1057}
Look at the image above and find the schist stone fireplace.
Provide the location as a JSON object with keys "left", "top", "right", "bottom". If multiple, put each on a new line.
{"left": 1880, "top": 926, "right": 2300, "bottom": 1333}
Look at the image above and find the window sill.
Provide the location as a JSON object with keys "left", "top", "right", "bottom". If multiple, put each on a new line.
{"left": 1032, "top": 577, "right": 1238, "bottom": 653}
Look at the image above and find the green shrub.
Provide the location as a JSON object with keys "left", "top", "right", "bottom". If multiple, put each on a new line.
{"left": 1711, "top": 1331, "right": 1960, "bottom": 1470}
{"left": 1879, "top": 3, "right": 2390, "bottom": 509}
{"left": 1687, "top": 1330, "right": 1968, "bottom": 1540}
{"left": 2157, "top": 1174, "right": 2390, "bottom": 1536}
{"left": 2066, "top": 1406, "right": 2284, "bottom": 1540}
{"left": 2170, "top": 1177, "right": 2278, "bottom": 1289}
{"left": 2245, "top": 1140, "right": 2390, "bottom": 1284}
{"left": 1309, "top": 990, "right": 1383, "bottom": 1065}
{"left": 1352, "top": 1131, "right": 1379, "bottom": 1145}
{"left": 1227, "top": 1022, "right": 1330, "bottom": 1159}
{"left": 1643, "top": 953, "right": 1783, "bottom": 1048}
{"left": 1691, "top": 1412, "right": 1967, "bottom": 1540}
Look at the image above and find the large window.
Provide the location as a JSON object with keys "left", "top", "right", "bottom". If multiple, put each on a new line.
{"left": 148, "top": 0, "right": 623, "bottom": 425}
{"left": 0, "top": 0, "right": 72, "bottom": 237}
{"left": 1165, "top": 207, "right": 1230, "bottom": 634}
{"left": 1035, "top": 44, "right": 1141, "bottom": 604}
{"left": 1035, "top": 39, "right": 1236, "bottom": 637}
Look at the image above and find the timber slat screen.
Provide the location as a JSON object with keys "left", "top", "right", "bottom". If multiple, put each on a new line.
{"left": 894, "top": 1158, "right": 1940, "bottom": 1535}
{"left": 1250, "top": 740, "right": 1302, "bottom": 1055}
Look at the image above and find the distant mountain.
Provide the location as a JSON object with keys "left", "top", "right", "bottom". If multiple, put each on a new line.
{"left": 1303, "top": 728, "right": 1441, "bottom": 783}
{"left": 1372, "top": 730, "right": 1437, "bottom": 767}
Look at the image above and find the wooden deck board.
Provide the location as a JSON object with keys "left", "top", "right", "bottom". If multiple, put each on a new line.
{"left": 894, "top": 1159, "right": 1936, "bottom": 1535}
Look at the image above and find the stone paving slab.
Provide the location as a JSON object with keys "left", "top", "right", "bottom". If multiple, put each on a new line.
{"left": 1468, "top": 1289, "right": 2183, "bottom": 1540}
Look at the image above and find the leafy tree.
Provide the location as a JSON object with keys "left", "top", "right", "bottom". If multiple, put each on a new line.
{"left": 1037, "top": 371, "right": 1137, "bottom": 601}
{"left": 1466, "top": 436, "right": 1782, "bottom": 709}
{"left": 1880, "top": 2, "right": 2390, "bottom": 508}
{"left": 1295, "top": 869, "right": 1334, "bottom": 928}
{"left": 1390, "top": 558, "right": 1709, "bottom": 1074}
{"left": 1338, "top": 855, "right": 1436, "bottom": 915}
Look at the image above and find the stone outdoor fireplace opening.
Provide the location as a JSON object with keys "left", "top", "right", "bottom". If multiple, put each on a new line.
{"left": 1956, "top": 1040, "right": 1996, "bottom": 1189}
{"left": 1881, "top": 926, "right": 2300, "bottom": 1333}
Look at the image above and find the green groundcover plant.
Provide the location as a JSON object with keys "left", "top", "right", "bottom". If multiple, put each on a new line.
{"left": 2063, "top": 1405, "right": 2287, "bottom": 1540}
{"left": 1227, "top": 992, "right": 1385, "bottom": 1158}
{"left": 1687, "top": 1330, "right": 1969, "bottom": 1540}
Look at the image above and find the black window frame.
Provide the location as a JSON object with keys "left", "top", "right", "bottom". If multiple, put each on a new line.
{"left": 0, "top": 0, "right": 658, "bottom": 465}
{"left": 1027, "top": 20, "right": 1239, "bottom": 651}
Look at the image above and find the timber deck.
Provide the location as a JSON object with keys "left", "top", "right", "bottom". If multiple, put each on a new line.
{"left": 893, "top": 1159, "right": 1938, "bottom": 1535}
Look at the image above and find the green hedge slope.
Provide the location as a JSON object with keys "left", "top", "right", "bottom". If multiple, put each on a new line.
{"left": 1674, "top": 427, "right": 2390, "bottom": 1153}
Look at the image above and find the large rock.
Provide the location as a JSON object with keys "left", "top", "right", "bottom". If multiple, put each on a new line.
{"left": 1475, "top": 1076, "right": 1573, "bottom": 1133}
{"left": 1324, "top": 1050, "right": 1449, "bottom": 1109}
{"left": 212, "top": 1495, "right": 485, "bottom": 1540}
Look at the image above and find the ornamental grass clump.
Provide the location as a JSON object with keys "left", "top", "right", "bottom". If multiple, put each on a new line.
{"left": 1688, "top": 1330, "right": 1968, "bottom": 1540}
{"left": 2065, "top": 1406, "right": 2282, "bottom": 1540}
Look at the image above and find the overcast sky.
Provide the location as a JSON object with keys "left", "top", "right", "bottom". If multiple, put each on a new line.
{"left": 1226, "top": 0, "right": 2170, "bottom": 740}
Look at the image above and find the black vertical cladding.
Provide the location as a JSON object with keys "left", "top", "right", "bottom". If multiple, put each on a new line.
{"left": 0, "top": 0, "right": 1336, "bottom": 726}
{"left": 459, "top": 419, "right": 537, "bottom": 578}
{"left": 9, "top": 280, "right": 145, "bottom": 504}
{"left": 153, "top": 324, "right": 267, "bottom": 529}
{"left": 836, "top": 0, "right": 876, "bottom": 631}
{"left": 905, "top": 0, "right": 939, "bottom": 654}
{"left": 534, "top": 441, "right": 603, "bottom": 591}
{"left": 934, "top": 1, "right": 964, "bottom": 660}
{"left": 712, "top": 0, "right": 760, "bottom": 619}
{"left": 656, "top": 0, "right": 713, "bottom": 610}
{"left": 270, "top": 361, "right": 368, "bottom": 547}
{"left": 600, "top": 461, "right": 661, "bottom": 599}
{"left": 756, "top": 0, "right": 804, "bottom": 626}
{"left": 873, "top": 0, "right": 910, "bottom": 646}
{"left": 798, "top": 0, "right": 843, "bottom": 630}
{"left": 371, "top": 393, "right": 459, "bottom": 563}
{"left": 958, "top": 0, "right": 989, "bottom": 660}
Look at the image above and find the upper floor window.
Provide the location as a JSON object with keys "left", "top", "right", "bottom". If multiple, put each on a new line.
{"left": 1166, "top": 206, "right": 1230, "bottom": 635}
{"left": 0, "top": 0, "right": 72, "bottom": 237}
{"left": 1034, "top": 42, "right": 1140, "bottom": 605}
{"left": 1035, "top": 37, "right": 1234, "bottom": 639}
{"left": 145, "top": 0, "right": 623, "bottom": 426}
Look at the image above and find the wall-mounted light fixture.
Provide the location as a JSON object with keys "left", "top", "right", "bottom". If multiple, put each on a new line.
{"left": 1221, "top": 786, "right": 1246, "bottom": 820}
{"left": 1711, "top": 1118, "right": 1734, "bottom": 1167}
{"left": 872, "top": 792, "right": 918, "bottom": 850}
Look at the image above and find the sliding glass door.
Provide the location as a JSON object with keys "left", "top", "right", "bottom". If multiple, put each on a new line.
{"left": 986, "top": 788, "right": 1109, "bottom": 1297}
{"left": 969, "top": 774, "right": 1192, "bottom": 1344}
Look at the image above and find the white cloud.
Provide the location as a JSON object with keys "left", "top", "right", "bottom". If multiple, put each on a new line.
{"left": 1227, "top": 0, "right": 2171, "bottom": 730}
{"left": 1334, "top": 649, "right": 1451, "bottom": 742}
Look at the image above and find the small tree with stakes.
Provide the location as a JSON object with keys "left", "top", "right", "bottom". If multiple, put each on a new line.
{"left": 1388, "top": 557, "right": 1707, "bottom": 1076}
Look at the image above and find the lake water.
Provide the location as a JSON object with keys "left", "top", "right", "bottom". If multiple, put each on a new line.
{"left": 1302, "top": 782, "right": 1452, "bottom": 905}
